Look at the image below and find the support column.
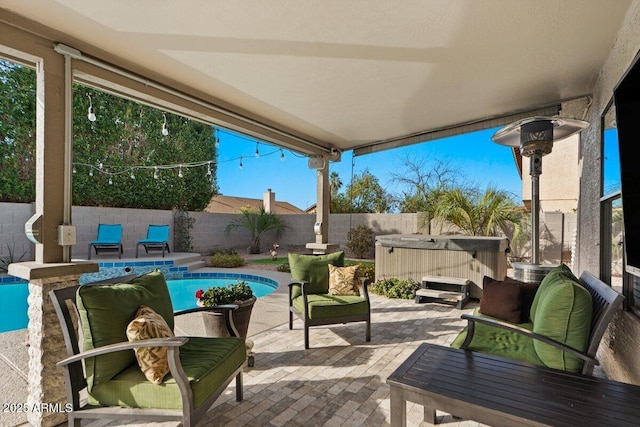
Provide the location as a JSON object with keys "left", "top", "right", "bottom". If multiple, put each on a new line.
{"left": 306, "top": 155, "right": 338, "bottom": 254}
{"left": 9, "top": 263, "right": 98, "bottom": 427}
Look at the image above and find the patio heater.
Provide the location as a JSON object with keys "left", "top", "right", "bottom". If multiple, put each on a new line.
{"left": 492, "top": 116, "right": 588, "bottom": 283}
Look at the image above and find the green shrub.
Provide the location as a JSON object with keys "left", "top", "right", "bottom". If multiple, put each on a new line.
{"left": 370, "top": 278, "right": 420, "bottom": 299}
{"left": 208, "top": 252, "right": 245, "bottom": 268}
{"left": 346, "top": 225, "right": 375, "bottom": 259}
{"left": 345, "top": 261, "right": 375, "bottom": 284}
{"left": 197, "top": 281, "right": 254, "bottom": 306}
{"left": 208, "top": 248, "right": 238, "bottom": 256}
{"left": 276, "top": 262, "right": 291, "bottom": 273}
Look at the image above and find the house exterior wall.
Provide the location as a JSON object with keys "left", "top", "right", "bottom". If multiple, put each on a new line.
{"left": 578, "top": 0, "right": 640, "bottom": 385}
{"left": 522, "top": 134, "right": 580, "bottom": 213}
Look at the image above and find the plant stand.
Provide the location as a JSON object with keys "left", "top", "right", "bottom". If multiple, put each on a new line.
{"left": 202, "top": 296, "right": 256, "bottom": 367}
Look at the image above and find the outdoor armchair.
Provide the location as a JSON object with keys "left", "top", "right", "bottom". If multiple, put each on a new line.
{"left": 49, "top": 270, "right": 246, "bottom": 427}
{"left": 136, "top": 224, "right": 171, "bottom": 258}
{"left": 288, "top": 251, "right": 371, "bottom": 349}
{"left": 87, "top": 223, "right": 123, "bottom": 259}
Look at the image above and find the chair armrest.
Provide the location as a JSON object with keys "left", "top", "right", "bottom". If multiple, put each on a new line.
{"left": 460, "top": 314, "right": 598, "bottom": 366}
{"left": 56, "top": 337, "right": 189, "bottom": 367}
{"left": 357, "top": 277, "right": 370, "bottom": 300}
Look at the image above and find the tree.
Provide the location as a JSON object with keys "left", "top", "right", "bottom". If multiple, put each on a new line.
{"left": 433, "top": 187, "right": 521, "bottom": 236}
{"left": 225, "top": 207, "right": 289, "bottom": 254}
{"left": 331, "top": 169, "right": 395, "bottom": 213}
{"left": 392, "top": 156, "right": 460, "bottom": 214}
{"left": 0, "top": 59, "right": 218, "bottom": 210}
{"left": 0, "top": 61, "right": 36, "bottom": 202}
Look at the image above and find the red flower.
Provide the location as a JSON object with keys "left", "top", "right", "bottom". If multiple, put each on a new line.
{"left": 195, "top": 289, "right": 204, "bottom": 299}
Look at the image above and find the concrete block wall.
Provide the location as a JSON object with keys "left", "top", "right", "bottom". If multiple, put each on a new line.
{"left": 0, "top": 202, "right": 574, "bottom": 262}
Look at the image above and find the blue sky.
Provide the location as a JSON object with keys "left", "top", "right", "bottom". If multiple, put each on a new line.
{"left": 216, "top": 127, "right": 524, "bottom": 211}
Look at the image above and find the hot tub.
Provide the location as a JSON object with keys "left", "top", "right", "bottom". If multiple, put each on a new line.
{"left": 375, "top": 234, "right": 509, "bottom": 298}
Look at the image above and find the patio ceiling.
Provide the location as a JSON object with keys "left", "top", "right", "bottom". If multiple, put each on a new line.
{"left": 0, "top": 0, "right": 633, "bottom": 157}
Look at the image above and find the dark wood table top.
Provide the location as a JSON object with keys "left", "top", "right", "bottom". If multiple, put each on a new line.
{"left": 387, "top": 343, "right": 640, "bottom": 427}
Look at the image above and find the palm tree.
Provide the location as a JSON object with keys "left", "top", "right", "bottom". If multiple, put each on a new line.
{"left": 225, "top": 207, "right": 288, "bottom": 254}
{"left": 433, "top": 187, "right": 520, "bottom": 236}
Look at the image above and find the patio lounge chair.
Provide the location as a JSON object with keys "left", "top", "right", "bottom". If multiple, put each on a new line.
{"left": 136, "top": 224, "right": 171, "bottom": 258}
{"left": 87, "top": 224, "right": 123, "bottom": 259}
{"left": 49, "top": 270, "right": 246, "bottom": 427}
{"left": 288, "top": 251, "right": 371, "bottom": 349}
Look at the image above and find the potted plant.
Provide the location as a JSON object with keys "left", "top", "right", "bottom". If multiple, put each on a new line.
{"left": 224, "top": 207, "right": 288, "bottom": 254}
{"left": 195, "top": 281, "right": 257, "bottom": 341}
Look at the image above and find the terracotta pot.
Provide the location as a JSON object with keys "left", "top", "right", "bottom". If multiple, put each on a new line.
{"left": 201, "top": 296, "right": 256, "bottom": 339}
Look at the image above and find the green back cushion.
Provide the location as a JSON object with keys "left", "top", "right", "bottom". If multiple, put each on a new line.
{"left": 288, "top": 251, "right": 345, "bottom": 296}
{"left": 530, "top": 264, "right": 579, "bottom": 322}
{"left": 531, "top": 272, "right": 593, "bottom": 372}
{"left": 76, "top": 270, "right": 175, "bottom": 389}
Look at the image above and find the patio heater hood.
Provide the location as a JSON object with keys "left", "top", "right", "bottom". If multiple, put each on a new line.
{"left": 492, "top": 116, "right": 588, "bottom": 282}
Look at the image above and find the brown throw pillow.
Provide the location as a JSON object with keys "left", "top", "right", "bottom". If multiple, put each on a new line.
{"left": 126, "top": 305, "right": 174, "bottom": 384}
{"left": 503, "top": 276, "right": 539, "bottom": 323}
{"left": 479, "top": 276, "right": 523, "bottom": 324}
{"left": 328, "top": 264, "right": 359, "bottom": 296}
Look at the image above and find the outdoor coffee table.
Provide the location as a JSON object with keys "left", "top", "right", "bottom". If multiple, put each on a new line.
{"left": 387, "top": 343, "right": 640, "bottom": 427}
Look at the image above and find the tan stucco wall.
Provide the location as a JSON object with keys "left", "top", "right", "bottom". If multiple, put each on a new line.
{"left": 522, "top": 134, "right": 580, "bottom": 213}
{"left": 579, "top": 0, "right": 640, "bottom": 384}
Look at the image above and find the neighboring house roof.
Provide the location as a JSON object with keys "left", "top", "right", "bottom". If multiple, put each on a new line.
{"left": 204, "top": 195, "right": 306, "bottom": 214}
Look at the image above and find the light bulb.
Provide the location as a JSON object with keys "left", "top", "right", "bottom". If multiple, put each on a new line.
{"left": 89, "top": 169, "right": 93, "bottom": 177}
{"left": 206, "top": 164, "right": 212, "bottom": 176}
{"left": 255, "top": 142, "right": 260, "bottom": 157}
{"left": 178, "top": 166, "right": 183, "bottom": 178}
{"left": 72, "top": 166, "right": 77, "bottom": 174}
{"left": 87, "top": 94, "right": 96, "bottom": 122}
{"left": 280, "top": 149, "right": 285, "bottom": 161}
{"left": 130, "top": 171, "right": 135, "bottom": 179}
{"left": 98, "top": 162, "right": 103, "bottom": 170}
{"left": 108, "top": 177, "right": 113, "bottom": 185}
{"left": 154, "top": 167, "right": 159, "bottom": 180}
{"left": 215, "top": 138, "right": 220, "bottom": 148}
{"left": 161, "top": 113, "right": 169, "bottom": 136}
{"left": 239, "top": 157, "right": 243, "bottom": 170}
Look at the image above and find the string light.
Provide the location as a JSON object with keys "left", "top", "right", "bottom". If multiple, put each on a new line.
{"left": 239, "top": 156, "right": 243, "bottom": 169}
{"left": 206, "top": 164, "right": 212, "bottom": 176}
{"left": 87, "top": 94, "right": 96, "bottom": 122}
{"left": 280, "top": 149, "right": 285, "bottom": 161}
{"left": 153, "top": 167, "right": 159, "bottom": 180}
{"left": 89, "top": 169, "right": 93, "bottom": 177}
{"left": 255, "top": 142, "right": 260, "bottom": 158}
{"left": 108, "top": 176, "right": 113, "bottom": 185}
{"left": 161, "top": 112, "right": 169, "bottom": 136}
{"left": 178, "top": 165, "right": 183, "bottom": 178}
{"left": 130, "top": 170, "right": 135, "bottom": 179}
{"left": 72, "top": 166, "right": 77, "bottom": 174}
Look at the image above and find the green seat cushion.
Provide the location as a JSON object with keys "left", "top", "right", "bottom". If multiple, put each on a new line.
{"left": 292, "top": 294, "right": 368, "bottom": 319}
{"left": 88, "top": 337, "right": 246, "bottom": 409}
{"left": 76, "top": 270, "right": 175, "bottom": 390}
{"left": 531, "top": 274, "right": 592, "bottom": 372}
{"left": 288, "top": 251, "right": 345, "bottom": 297}
{"left": 450, "top": 309, "right": 541, "bottom": 367}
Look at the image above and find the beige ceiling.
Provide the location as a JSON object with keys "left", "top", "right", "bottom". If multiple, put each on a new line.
{"left": 0, "top": 0, "right": 633, "bottom": 156}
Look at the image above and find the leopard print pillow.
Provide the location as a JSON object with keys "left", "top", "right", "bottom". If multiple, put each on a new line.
{"left": 328, "top": 264, "right": 359, "bottom": 296}
{"left": 126, "top": 305, "right": 174, "bottom": 384}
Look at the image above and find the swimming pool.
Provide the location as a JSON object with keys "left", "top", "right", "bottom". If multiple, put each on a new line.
{"left": 0, "top": 273, "right": 278, "bottom": 333}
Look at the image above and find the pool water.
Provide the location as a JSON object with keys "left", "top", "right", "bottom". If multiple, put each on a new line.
{"left": 0, "top": 276, "right": 277, "bottom": 333}
{"left": 167, "top": 278, "right": 276, "bottom": 311}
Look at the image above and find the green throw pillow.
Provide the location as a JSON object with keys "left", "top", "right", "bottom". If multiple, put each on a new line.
{"left": 288, "top": 251, "right": 345, "bottom": 296}
{"left": 76, "top": 270, "right": 175, "bottom": 390}
{"left": 531, "top": 274, "right": 592, "bottom": 372}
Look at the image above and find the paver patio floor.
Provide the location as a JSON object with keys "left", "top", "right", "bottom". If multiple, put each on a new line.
{"left": 1, "top": 267, "right": 484, "bottom": 427}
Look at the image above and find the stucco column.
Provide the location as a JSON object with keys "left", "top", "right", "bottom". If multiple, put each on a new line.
{"left": 315, "top": 156, "right": 330, "bottom": 244}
